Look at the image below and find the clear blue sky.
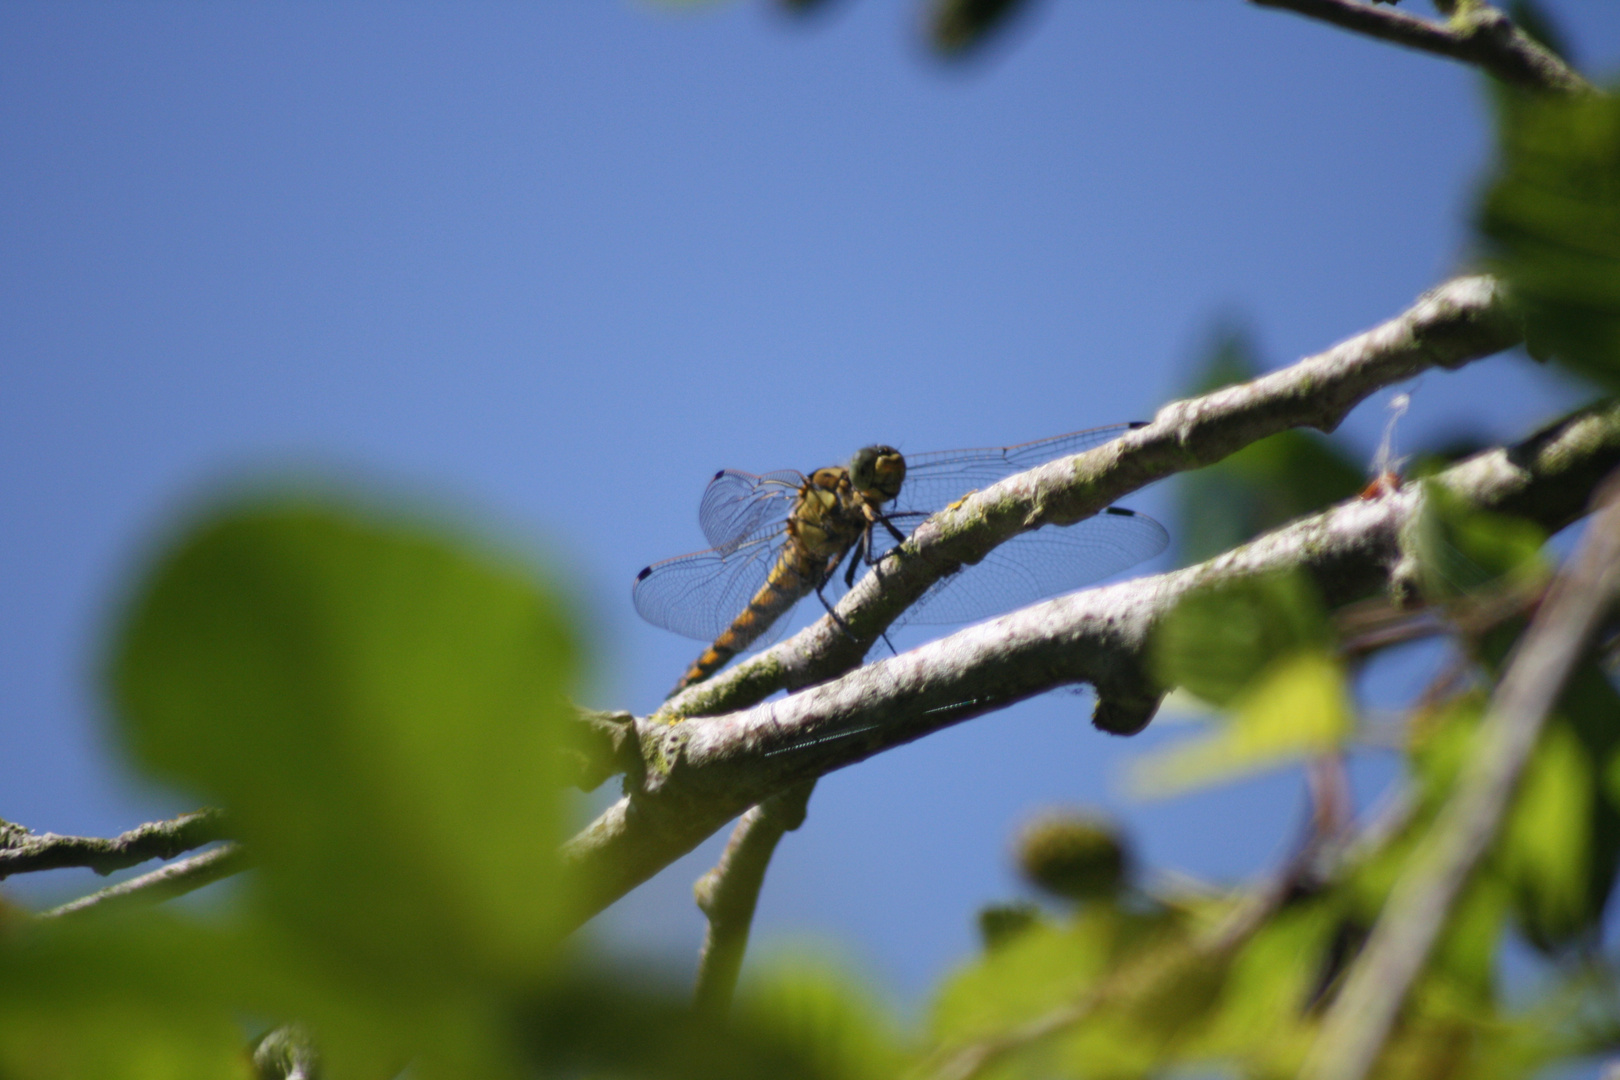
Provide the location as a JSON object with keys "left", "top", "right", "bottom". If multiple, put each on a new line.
{"left": 4, "top": 1, "right": 1619, "bottom": 1007}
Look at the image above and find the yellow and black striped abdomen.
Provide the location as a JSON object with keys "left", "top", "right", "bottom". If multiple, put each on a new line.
{"left": 668, "top": 545, "right": 820, "bottom": 696}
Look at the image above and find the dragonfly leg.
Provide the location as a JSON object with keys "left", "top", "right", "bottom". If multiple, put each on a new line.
{"left": 813, "top": 566, "right": 861, "bottom": 647}
{"left": 874, "top": 513, "right": 907, "bottom": 549}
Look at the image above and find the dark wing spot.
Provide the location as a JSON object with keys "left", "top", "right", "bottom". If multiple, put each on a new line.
{"left": 713, "top": 469, "right": 726, "bottom": 480}
{"left": 1128, "top": 420, "right": 1149, "bottom": 429}
{"left": 1105, "top": 507, "right": 1135, "bottom": 517}
{"left": 636, "top": 566, "right": 653, "bottom": 580}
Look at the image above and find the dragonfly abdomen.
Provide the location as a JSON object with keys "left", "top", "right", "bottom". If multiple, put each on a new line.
{"left": 668, "top": 543, "right": 823, "bottom": 697}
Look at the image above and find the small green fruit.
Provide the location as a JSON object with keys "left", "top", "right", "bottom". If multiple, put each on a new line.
{"left": 1016, "top": 812, "right": 1131, "bottom": 902}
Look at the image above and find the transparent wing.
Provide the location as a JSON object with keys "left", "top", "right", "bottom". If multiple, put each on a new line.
{"left": 891, "top": 423, "right": 1142, "bottom": 520}
{"left": 632, "top": 527, "right": 800, "bottom": 648}
{"left": 699, "top": 469, "right": 804, "bottom": 553}
{"left": 866, "top": 506, "right": 1168, "bottom": 626}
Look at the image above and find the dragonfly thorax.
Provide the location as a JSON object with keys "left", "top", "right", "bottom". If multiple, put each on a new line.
{"left": 848, "top": 444, "right": 906, "bottom": 504}
{"left": 789, "top": 467, "right": 868, "bottom": 562}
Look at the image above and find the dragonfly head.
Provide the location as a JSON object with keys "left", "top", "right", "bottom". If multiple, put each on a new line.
{"left": 849, "top": 445, "right": 906, "bottom": 503}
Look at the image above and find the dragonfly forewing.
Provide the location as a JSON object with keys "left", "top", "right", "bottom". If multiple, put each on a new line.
{"left": 888, "top": 423, "right": 1142, "bottom": 518}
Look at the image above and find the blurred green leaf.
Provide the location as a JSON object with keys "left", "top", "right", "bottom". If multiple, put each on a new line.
{"left": 1479, "top": 88, "right": 1620, "bottom": 388}
{"left": 1502, "top": 659, "right": 1620, "bottom": 950}
{"left": 1501, "top": 722, "right": 1591, "bottom": 946}
{"left": 1169, "top": 904, "right": 1337, "bottom": 1075}
{"left": 1408, "top": 694, "right": 1487, "bottom": 806}
{"left": 1130, "top": 651, "right": 1351, "bottom": 798}
{"left": 109, "top": 497, "right": 579, "bottom": 994}
{"left": 512, "top": 963, "right": 905, "bottom": 1080}
{"left": 931, "top": 906, "right": 1172, "bottom": 1046}
{"left": 1414, "top": 480, "right": 1549, "bottom": 603}
{"left": 1176, "top": 327, "right": 1366, "bottom": 565}
{"left": 736, "top": 959, "right": 910, "bottom": 1080}
{"left": 0, "top": 914, "right": 439, "bottom": 1080}
{"left": 1151, "top": 570, "right": 1334, "bottom": 707}
{"left": 1425, "top": 874, "right": 1510, "bottom": 1009}
{"left": 1407, "top": 668, "right": 1620, "bottom": 950}
{"left": 1550, "top": 660, "right": 1620, "bottom": 939}
{"left": 976, "top": 903, "right": 1044, "bottom": 950}
{"left": 0, "top": 920, "right": 254, "bottom": 1080}
{"left": 933, "top": 895, "right": 1258, "bottom": 1078}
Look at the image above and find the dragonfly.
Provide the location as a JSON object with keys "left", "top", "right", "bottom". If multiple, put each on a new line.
{"left": 634, "top": 424, "right": 1169, "bottom": 697}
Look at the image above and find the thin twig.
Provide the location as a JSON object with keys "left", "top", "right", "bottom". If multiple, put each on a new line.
{"left": 39, "top": 842, "right": 249, "bottom": 919}
{"left": 1334, "top": 573, "right": 1542, "bottom": 655}
{"left": 563, "top": 398, "right": 1620, "bottom": 926}
{"left": 1302, "top": 468, "right": 1620, "bottom": 1080}
{"left": 691, "top": 781, "right": 816, "bottom": 1017}
{"left": 0, "top": 808, "right": 227, "bottom": 880}
{"left": 1250, "top": 0, "right": 1594, "bottom": 95}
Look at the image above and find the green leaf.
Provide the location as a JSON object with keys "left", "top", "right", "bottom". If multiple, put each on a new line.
{"left": 1501, "top": 722, "right": 1592, "bottom": 946}
{"left": 1151, "top": 570, "right": 1333, "bottom": 708}
{"left": 736, "top": 959, "right": 910, "bottom": 1080}
{"left": 512, "top": 964, "right": 904, "bottom": 1080}
{"left": 1411, "top": 667, "right": 1620, "bottom": 949}
{"left": 1413, "top": 480, "right": 1549, "bottom": 603}
{"left": 1501, "top": 659, "right": 1620, "bottom": 949}
{"left": 1551, "top": 660, "right": 1620, "bottom": 939}
{"left": 977, "top": 903, "right": 1045, "bottom": 951}
{"left": 1425, "top": 874, "right": 1510, "bottom": 1008}
{"left": 0, "top": 920, "right": 254, "bottom": 1080}
{"left": 931, "top": 906, "right": 1173, "bottom": 1046}
{"left": 1129, "top": 651, "right": 1351, "bottom": 798}
{"left": 1408, "top": 693, "right": 1487, "bottom": 806}
{"left": 1479, "top": 88, "right": 1620, "bottom": 388}
{"left": 108, "top": 496, "right": 579, "bottom": 994}
{"left": 1168, "top": 903, "right": 1337, "bottom": 1074}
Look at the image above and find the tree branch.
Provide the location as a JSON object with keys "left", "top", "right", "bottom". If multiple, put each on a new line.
{"left": 564, "top": 397, "right": 1620, "bottom": 925}
{"left": 1249, "top": 0, "right": 1594, "bottom": 96}
{"left": 691, "top": 781, "right": 816, "bottom": 1018}
{"left": 667, "top": 275, "right": 1518, "bottom": 727}
{"left": 0, "top": 808, "right": 228, "bottom": 880}
{"left": 561, "top": 707, "right": 644, "bottom": 792}
{"left": 1301, "top": 469, "right": 1620, "bottom": 1080}
{"left": 38, "top": 842, "right": 249, "bottom": 919}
